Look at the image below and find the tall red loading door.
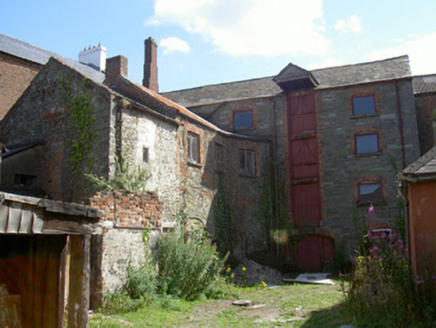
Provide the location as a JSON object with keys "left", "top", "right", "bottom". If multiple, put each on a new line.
{"left": 287, "top": 91, "right": 322, "bottom": 227}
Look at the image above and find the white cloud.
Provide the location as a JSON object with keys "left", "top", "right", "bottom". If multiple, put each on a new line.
{"left": 160, "top": 37, "right": 190, "bottom": 55}
{"left": 334, "top": 15, "right": 361, "bottom": 34}
{"left": 365, "top": 33, "right": 436, "bottom": 75}
{"left": 146, "top": 0, "right": 330, "bottom": 57}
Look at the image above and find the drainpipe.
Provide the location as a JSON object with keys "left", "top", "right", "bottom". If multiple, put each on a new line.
{"left": 394, "top": 81, "right": 406, "bottom": 168}
{"left": 270, "top": 98, "right": 281, "bottom": 260}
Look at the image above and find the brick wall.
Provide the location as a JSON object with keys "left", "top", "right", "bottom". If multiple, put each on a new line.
{"left": 0, "top": 52, "right": 41, "bottom": 120}
{"left": 85, "top": 190, "right": 163, "bottom": 228}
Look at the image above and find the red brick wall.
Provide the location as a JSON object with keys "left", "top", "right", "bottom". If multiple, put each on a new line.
{"left": 85, "top": 190, "right": 163, "bottom": 229}
{"left": 0, "top": 53, "right": 41, "bottom": 119}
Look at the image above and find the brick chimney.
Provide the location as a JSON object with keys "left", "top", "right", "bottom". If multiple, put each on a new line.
{"left": 143, "top": 37, "right": 158, "bottom": 93}
{"left": 105, "top": 55, "right": 128, "bottom": 85}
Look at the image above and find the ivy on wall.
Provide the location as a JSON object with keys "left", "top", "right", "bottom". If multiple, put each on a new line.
{"left": 214, "top": 173, "right": 234, "bottom": 260}
{"left": 61, "top": 74, "right": 98, "bottom": 177}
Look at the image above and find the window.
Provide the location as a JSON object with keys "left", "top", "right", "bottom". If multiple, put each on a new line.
{"left": 187, "top": 132, "right": 200, "bottom": 164}
{"left": 214, "top": 143, "right": 224, "bottom": 171}
{"left": 142, "top": 147, "right": 149, "bottom": 163}
{"left": 359, "top": 183, "right": 382, "bottom": 204}
{"left": 234, "top": 110, "right": 253, "bottom": 130}
{"left": 353, "top": 96, "right": 375, "bottom": 116}
{"left": 14, "top": 174, "right": 36, "bottom": 187}
{"left": 356, "top": 134, "right": 378, "bottom": 154}
{"left": 239, "top": 150, "right": 255, "bottom": 177}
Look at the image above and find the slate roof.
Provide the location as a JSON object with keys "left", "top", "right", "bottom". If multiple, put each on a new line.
{"left": 413, "top": 74, "right": 436, "bottom": 94}
{"left": 0, "top": 33, "right": 105, "bottom": 84}
{"left": 163, "top": 55, "right": 411, "bottom": 108}
{"left": 402, "top": 146, "right": 436, "bottom": 179}
{"left": 162, "top": 76, "right": 283, "bottom": 108}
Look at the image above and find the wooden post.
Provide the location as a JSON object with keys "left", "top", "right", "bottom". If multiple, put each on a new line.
{"left": 67, "top": 235, "right": 91, "bottom": 328}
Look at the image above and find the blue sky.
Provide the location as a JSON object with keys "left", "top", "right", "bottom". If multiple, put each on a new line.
{"left": 2, "top": 0, "right": 436, "bottom": 92}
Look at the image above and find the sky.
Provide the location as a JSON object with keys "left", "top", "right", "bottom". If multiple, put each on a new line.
{"left": 1, "top": 0, "right": 436, "bottom": 92}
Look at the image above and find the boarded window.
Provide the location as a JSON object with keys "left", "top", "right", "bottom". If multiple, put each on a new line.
{"left": 356, "top": 134, "right": 378, "bottom": 154}
{"left": 234, "top": 111, "right": 253, "bottom": 130}
{"left": 214, "top": 143, "right": 224, "bottom": 171}
{"left": 353, "top": 96, "right": 375, "bottom": 115}
{"left": 239, "top": 150, "right": 255, "bottom": 177}
{"left": 187, "top": 132, "right": 200, "bottom": 164}
{"left": 359, "top": 183, "right": 382, "bottom": 204}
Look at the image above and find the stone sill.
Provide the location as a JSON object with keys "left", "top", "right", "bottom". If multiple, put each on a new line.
{"left": 355, "top": 152, "right": 382, "bottom": 158}
{"left": 356, "top": 201, "right": 387, "bottom": 208}
{"left": 350, "top": 113, "right": 379, "bottom": 119}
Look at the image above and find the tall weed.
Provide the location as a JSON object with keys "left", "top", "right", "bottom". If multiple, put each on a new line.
{"left": 345, "top": 230, "right": 436, "bottom": 325}
{"left": 157, "top": 228, "right": 226, "bottom": 300}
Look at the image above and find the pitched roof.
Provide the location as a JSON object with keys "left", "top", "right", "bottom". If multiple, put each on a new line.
{"left": 162, "top": 76, "right": 283, "bottom": 108}
{"left": 413, "top": 74, "right": 436, "bottom": 94}
{"left": 402, "top": 146, "right": 436, "bottom": 179}
{"left": 0, "top": 33, "right": 105, "bottom": 84}
{"left": 163, "top": 56, "right": 411, "bottom": 107}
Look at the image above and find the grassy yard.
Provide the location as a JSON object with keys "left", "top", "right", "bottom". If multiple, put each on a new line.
{"left": 89, "top": 279, "right": 355, "bottom": 327}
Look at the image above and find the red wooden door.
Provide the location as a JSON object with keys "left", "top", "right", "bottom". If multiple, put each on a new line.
{"left": 288, "top": 91, "right": 322, "bottom": 227}
{"left": 296, "top": 236, "right": 335, "bottom": 272}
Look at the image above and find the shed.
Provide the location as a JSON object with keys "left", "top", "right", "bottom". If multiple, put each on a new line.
{"left": 0, "top": 192, "right": 107, "bottom": 328}
{"left": 400, "top": 146, "right": 436, "bottom": 281}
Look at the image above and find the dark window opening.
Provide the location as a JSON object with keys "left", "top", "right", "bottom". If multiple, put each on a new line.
{"left": 14, "top": 174, "right": 36, "bottom": 188}
{"left": 187, "top": 132, "right": 200, "bottom": 164}
{"left": 143, "top": 147, "right": 149, "bottom": 163}
{"left": 214, "top": 143, "right": 224, "bottom": 171}
{"left": 234, "top": 111, "right": 253, "bottom": 130}
{"left": 239, "top": 150, "right": 255, "bottom": 177}
{"left": 359, "top": 183, "right": 382, "bottom": 204}
{"left": 353, "top": 96, "right": 375, "bottom": 116}
{"left": 356, "top": 134, "right": 378, "bottom": 154}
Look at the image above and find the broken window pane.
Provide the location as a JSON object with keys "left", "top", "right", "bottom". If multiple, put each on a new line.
{"left": 239, "top": 150, "right": 255, "bottom": 177}
{"left": 188, "top": 132, "right": 200, "bottom": 164}
{"left": 359, "top": 183, "right": 382, "bottom": 204}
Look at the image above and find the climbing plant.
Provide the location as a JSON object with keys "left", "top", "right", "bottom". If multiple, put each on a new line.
{"left": 61, "top": 74, "right": 98, "bottom": 177}
{"left": 214, "top": 173, "right": 234, "bottom": 260}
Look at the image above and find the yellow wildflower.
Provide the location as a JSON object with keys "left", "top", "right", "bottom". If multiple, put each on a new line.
{"left": 261, "top": 281, "right": 267, "bottom": 288}
{"left": 231, "top": 273, "right": 235, "bottom": 279}
{"left": 225, "top": 266, "right": 231, "bottom": 273}
{"left": 242, "top": 267, "right": 246, "bottom": 272}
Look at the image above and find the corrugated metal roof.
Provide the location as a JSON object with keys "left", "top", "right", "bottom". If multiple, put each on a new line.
{"left": 402, "top": 146, "right": 436, "bottom": 177}
{"left": 413, "top": 74, "right": 436, "bottom": 94}
{"left": 163, "top": 56, "right": 411, "bottom": 108}
{"left": 0, "top": 33, "right": 105, "bottom": 84}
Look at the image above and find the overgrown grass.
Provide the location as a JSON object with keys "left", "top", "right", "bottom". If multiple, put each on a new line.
{"left": 90, "top": 282, "right": 350, "bottom": 327}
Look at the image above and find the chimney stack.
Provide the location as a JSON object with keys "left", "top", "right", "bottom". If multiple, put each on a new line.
{"left": 143, "top": 37, "right": 158, "bottom": 93}
{"left": 105, "top": 56, "right": 128, "bottom": 86}
{"left": 78, "top": 44, "right": 107, "bottom": 71}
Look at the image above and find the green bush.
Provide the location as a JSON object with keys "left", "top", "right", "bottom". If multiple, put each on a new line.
{"left": 125, "top": 259, "right": 157, "bottom": 301}
{"left": 157, "top": 227, "right": 226, "bottom": 300}
{"left": 99, "top": 291, "right": 146, "bottom": 314}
